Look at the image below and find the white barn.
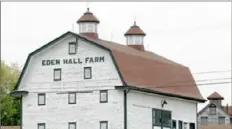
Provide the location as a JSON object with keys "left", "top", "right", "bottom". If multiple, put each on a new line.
{"left": 11, "top": 8, "right": 205, "bottom": 129}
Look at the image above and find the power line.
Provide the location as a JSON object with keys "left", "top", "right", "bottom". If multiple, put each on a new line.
{"left": 2, "top": 81, "right": 230, "bottom": 94}
{"left": 192, "top": 70, "right": 231, "bottom": 75}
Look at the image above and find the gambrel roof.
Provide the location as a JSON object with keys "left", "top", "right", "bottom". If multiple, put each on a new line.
{"left": 13, "top": 31, "right": 205, "bottom": 102}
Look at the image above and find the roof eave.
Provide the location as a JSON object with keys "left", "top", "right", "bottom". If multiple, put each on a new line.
{"left": 115, "top": 85, "right": 206, "bottom": 103}
{"left": 124, "top": 33, "right": 146, "bottom": 36}
{"left": 77, "top": 20, "right": 100, "bottom": 23}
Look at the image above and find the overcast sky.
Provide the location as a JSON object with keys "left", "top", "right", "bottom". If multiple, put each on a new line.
{"left": 1, "top": 2, "right": 231, "bottom": 110}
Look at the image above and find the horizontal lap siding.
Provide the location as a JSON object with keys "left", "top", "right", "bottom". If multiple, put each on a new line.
{"left": 20, "top": 34, "right": 123, "bottom": 129}
{"left": 127, "top": 91, "right": 197, "bottom": 129}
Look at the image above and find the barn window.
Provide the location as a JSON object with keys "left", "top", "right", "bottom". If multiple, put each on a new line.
{"left": 38, "top": 93, "right": 46, "bottom": 106}
{"left": 54, "top": 68, "right": 61, "bottom": 81}
{"left": 84, "top": 67, "right": 92, "bottom": 79}
{"left": 152, "top": 109, "right": 171, "bottom": 127}
{"left": 189, "top": 123, "right": 195, "bottom": 129}
{"left": 68, "top": 93, "right": 76, "bottom": 104}
{"left": 218, "top": 116, "right": 225, "bottom": 124}
{"left": 200, "top": 117, "right": 208, "bottom": 125}
{"left": 172, "top": 120, "right": 176, "bottom": 129}
{"left": 152, "top": 109, "right": 161, "bottom": 126}
{"left": 68, "top": 122, "right": 76, "bottom": 129}
{"left": 69, "top": 42, "right": 77, "bottom": 55}
{"left": 162, "top": 110, "right": 171, "bottom": 127}
{"left": 179, "top": 120, "right": 183, "bottom": 129}
{"left": 100, "top": 121, "right": 108, "bottom": 129}
{"left": 183, "top": 122, "right": 188, "bottom": 129}
{"left": 209, "top": 104, "right": 216, "bottom": 115}
{"left": 100, "top": 90, "right": 108, "bottom": 103}
{"left": 38, "top": 123, "right": 45, "bottom": 129}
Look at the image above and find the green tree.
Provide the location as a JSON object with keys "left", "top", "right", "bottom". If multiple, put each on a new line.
{"left": 0, "top": 60, "right": 20, "bottom": 126}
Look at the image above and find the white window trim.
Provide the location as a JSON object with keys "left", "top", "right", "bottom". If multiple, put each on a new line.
{"left": 100, "top": 90, "right": 108, "bottom": 103}
{"left": 68, "top": 92, "right": 76, "bottom": 104}
{"left": 38, "top": 93, "right": 46, "bottom": 106}
{"left": 54, "top": 68, "right": 61, "bottom": 81}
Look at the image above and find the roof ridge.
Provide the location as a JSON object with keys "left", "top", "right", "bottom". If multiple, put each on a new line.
{"left": 97, "top": 38, "right": 186, "bottom": 67}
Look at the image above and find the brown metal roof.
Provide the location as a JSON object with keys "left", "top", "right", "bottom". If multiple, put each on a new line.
{"left": 124, "top": 22, "right": 146, "bottom": 36}
{"left": 79, "top": 33, "right": 205, "bottom": 101}
{"left": 13, "top": 31, "right": 205, "bottom": 102}
{"left": 207, "top": 92, "right": 224, "bottom": 100}
{"left": 77, "top": 8, "right": 100, "bottom": 23}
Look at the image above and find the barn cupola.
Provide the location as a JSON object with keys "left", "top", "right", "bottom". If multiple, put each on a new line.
{"left": 77, "top": 8, "right": 100, "bottom": 39}
{"left": 124, "top": 21, "right": 146, "bottom": 51}
{"left": 207, "top": 91, "right": 224, "bottom": 107}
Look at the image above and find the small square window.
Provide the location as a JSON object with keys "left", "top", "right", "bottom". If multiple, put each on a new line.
{"left": 201, "top": 117, "right": 208, "bottom": 125}
{"left": 69, "top": 42, "right": 77, "bottom": 55}
{"left": 68, "top": 93, "right": 76, "bottom": 104}
{"left": 218, "top": 116, "right": 225, "bottom": 124}
{"left": 100, "top": 121, "right": 108, "bottom": 129}
{"left": 69, "top": 122, "right": 76, "bottom": 129}
{"left": 38, "top": 93, "right": 46, "bottom": 106}
{"left": 100, "top": 90, "right": 108, "bottom": 103}
{"left": 38, "top": 123, "right": 45, "bottom": 129}
{"left": 84, "top": 67, "right": 92, "bottom": 79}
{"left": 54, "top": 68, "right": 61, "bottom": 81}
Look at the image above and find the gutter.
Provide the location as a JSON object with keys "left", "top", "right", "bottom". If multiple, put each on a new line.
{"left": 116, "top": 86, "right": 206, "bottom": 103}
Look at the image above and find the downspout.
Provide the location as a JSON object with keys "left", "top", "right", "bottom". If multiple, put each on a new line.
{"left": 124, "top": 88, "right": 130, "bottom": 129}
{"left": 196, "top": 103, "right": 198, "bottom": 129}
{"left": 20, "top": 96, "right": 23, "bottom": 129}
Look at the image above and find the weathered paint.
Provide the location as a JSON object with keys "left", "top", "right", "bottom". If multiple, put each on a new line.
{"left": 17, "top": 32, "right": 200, "bottom": 129}
{"left": 19, "top": 34, "right": 124, "bottom": 129}
{"left": 197, "top": 103, "right": 231, "bottom": 125}
{"left": 22, "top": 90, "right": 124, "bottom": 129}
{"left": 18, "top": 34, "right": 122, "bottom": 92}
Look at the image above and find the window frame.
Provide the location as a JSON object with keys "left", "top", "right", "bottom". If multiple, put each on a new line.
{"left": 172, "top": 120, "right": 176, "bottom": 129}
{"left": 189, "top": 123, "right": 195, "bottom": 129}
{"left": 38, "top": 123, "right": 46, "bottom": 129}
{"left": 183, "top": 122, "right": 188, "bottom": 129}
{"left": 84, "top": 67, "right": 92, "bottom": 79}
{"left": 69, "top": 42, "right": 77, "bottom": 55}
{"left": 68, "top": 92, "right": 76, "bottom": 104}
{"left": 218, "top": 116, "right": 225, "bottom": 124}
{"left": 162, "top": 110, "right": 171, "bottom": 127}
{"left": 179, "top": 120, "right": 183, "bottom": 129}
{"left": 68, "top": 122, "right": 76, "bottom": 129}
{"left": 38, "top": 93, "right": 46, "bottom": 106}
{"left": 209, "top": 104, "right": 216, "bottom": 115}
{"left": 100, "top": 90, "right": 108, "bottom": 103}
{"left": 100, "top": 121, "right": 108, "bottom": 129}
{"left": 152, "top": 108, "right": 171, "bottom": 128}
{"left": 53, "top": 68, "right": 61, "bottom": 81}
{"left": 200, "top": 116, "right": 208, "bottom": 125}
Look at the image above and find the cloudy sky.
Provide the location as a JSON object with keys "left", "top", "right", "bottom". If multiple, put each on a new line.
{"left": 1, "top": 2, "right": 231, "bottom": 110}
